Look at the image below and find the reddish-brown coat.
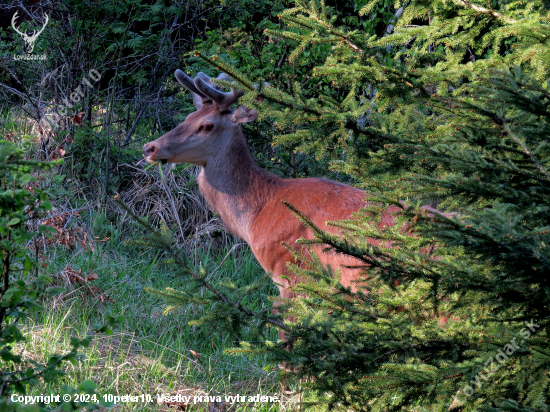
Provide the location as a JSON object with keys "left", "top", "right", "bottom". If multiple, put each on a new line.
{"left": 248, "top": 178, "right": 366, "bottom": 299}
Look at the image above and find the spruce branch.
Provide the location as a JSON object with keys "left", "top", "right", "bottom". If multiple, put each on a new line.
{"left": 308, "top": 14, "right": 364, "bottom": 53}
{"left": 453, "top": 0, "right": 517, "bottom": 24}
{"left": 292, "top": 280, "right": 379, "bottom": 319}
{"left": 503, "top": 122, "right": 550, "bottom": 179}
{"left": 281, "top": 200, "right": 445, "bottom": 280}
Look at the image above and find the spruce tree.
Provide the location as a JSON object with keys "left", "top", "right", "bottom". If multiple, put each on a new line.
{"left": 198, "top": 0, "right": 550, "bottom": 409}
{"left": 143, "top": 0, "right": 550, "bottom": 410}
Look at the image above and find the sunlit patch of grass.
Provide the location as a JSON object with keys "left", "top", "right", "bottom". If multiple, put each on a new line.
{"left": 15, "top": 233, "right": 301, "bottom": 410}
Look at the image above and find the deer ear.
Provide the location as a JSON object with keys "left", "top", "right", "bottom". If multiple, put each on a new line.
{"left": 231, "top": 106, "right": 258, "bottom": 124}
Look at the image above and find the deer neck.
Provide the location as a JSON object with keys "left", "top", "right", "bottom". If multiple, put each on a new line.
{"left": 197, "top": 131, "right": 280, "bottom": 243}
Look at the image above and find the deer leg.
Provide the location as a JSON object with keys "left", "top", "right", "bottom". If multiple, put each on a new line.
{"left": 272, "top": 285, "right": 296, "bottom": 342}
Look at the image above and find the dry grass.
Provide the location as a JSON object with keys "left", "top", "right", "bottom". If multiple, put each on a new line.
{"left": 113, "top": 162, "right": 232, "bottom": 251}
{"left": 4, "top": 102, "right": 231, "bottom": 253}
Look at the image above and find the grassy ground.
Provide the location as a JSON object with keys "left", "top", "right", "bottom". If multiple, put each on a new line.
{"left": 19, "top": 212, "right": 300, "bottom": 411}
{"left": 1, "top": 109, "right": 306, "bottom": 410}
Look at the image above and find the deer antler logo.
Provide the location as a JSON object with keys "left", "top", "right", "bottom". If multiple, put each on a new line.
{"left": 11, "top": 11, "right": 49, "bottom": 54}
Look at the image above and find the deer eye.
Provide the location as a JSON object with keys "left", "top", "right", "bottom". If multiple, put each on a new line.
{"left": 198, "top": 123, "right": 214, "bottom": 133}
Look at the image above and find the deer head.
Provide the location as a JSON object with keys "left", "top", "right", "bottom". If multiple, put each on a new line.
{"left": 144, "top": 70, "right": 258, "bottom": 167}
{"left": 11, "top": 11, "right": 49, "bottom": 54}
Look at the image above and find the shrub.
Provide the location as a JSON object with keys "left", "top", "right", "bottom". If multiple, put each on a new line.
{"left": 0, "top": 141, "right": 122, "bottom": 411}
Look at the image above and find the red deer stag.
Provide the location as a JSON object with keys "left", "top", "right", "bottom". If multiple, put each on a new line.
{"left": 144, "top": 70, "right": 440, "bottom": 318}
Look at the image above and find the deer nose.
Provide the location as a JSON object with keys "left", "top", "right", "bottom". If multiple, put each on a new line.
{"left": 143, "top": 143, "right": 157, "bottom": 158}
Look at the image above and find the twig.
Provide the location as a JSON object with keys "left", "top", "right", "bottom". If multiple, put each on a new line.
{"left": 504, "top": 123, "right": 549, "bottom": 179}
{"left": 453, "top": 0, "right": 517, "bottom": 24}
{"left": 309, "top": 15, "right": 364, "bottom": 53}
{"left": 205, "top": 243, "right": 245, "bottom": 281}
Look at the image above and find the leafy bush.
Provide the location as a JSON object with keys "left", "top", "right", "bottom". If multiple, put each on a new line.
{"left": 0, "top": 142, "right": 122, "bottom": 411}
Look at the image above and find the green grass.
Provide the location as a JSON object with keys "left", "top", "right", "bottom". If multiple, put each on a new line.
{"left": 18, "top": 219, "right": 299, "bottom": 411}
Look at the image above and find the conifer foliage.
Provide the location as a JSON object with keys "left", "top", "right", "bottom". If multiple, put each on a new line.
{"left": 205, "top": 0, "right": 550, "bottom": 409}
{"left": 146, "top": 0, "right": 550, "bottom": 410}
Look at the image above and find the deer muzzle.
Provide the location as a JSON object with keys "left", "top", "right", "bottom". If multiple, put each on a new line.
{"left": 143, "top": 142, "right": 167, "bottom": 164}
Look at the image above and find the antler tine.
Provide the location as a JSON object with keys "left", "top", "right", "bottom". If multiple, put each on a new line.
{"left": 194, "top": 73, "right": 245, "bottom": 109}
{"left": 195, "top": 72, "right": 212, "bottom": 85}
{"left": 175, "top": 69, "right": 205, "bottom": 98}
{"left": 214, "top": 73, "right": 245, "bottom": 108}
{"left": 194, "top": 77, "right": 227, "bottom": 105}
{"left": 223, "top": 88, "right": 245, "bottom": 109}
{"left": 11, "top": 11, "right": 26, "bottom": 36}
{"left": 195, "top": 72, "right": 232, "bottom": 88}
{"left": 174, "top": 70, "right": 245, "bottom": 109}
{"left": 216, "top": 73, "right": 232, "bottom": 82}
